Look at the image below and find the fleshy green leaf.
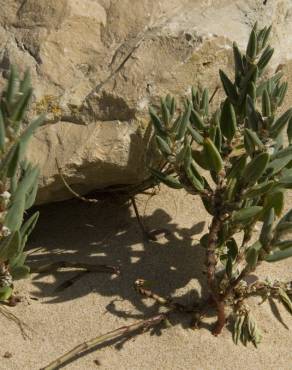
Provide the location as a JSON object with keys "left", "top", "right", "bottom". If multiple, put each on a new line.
{"left": 219, "top": 70, "right": 238, "bottom": 103}
{"left": 259, "top": 207, "right": 274, "bottom": 249}
{"left": 149, "top": 168, "right": 183, "bottom": 189}
{"left": 232, "top": 206, "right": 263, "bottom": 223}
{"left": 220, "top": 99, "right": 237, "bottom": 141}
{"left": 263, "top": 190, "right": 284, "bottom": 217}
{"left": 6, "top": 65, "right": 18, "bottom": 105}
{"left": 242, "top": 181, "right": 274, "bottom": 199}
{"left": 0, "top": 231, "right": 21, "bottom": 262}
{"left": 245, "top": 241, "right": 261, "bottom": 270}
{"left": 266, "top": 155, "right": 292, "bottom": 177}
{"left": 241, "top": 152, "right": 270, "bottom": 185}
{"left": 176, "top": 104, "right": 192, "bottom": 141}
{"left": 246, "top": 29, "right": 257, "bottom": 61}
{"left": 257, "top": 46, "right": 274, "bottom": 72}
{"left": 226, "top": 238, "right": 238, "bottom": 260}
{"left": 271, "top": 109, "right": 292, "bottom": 137}
{"left": 0, "top": 286, "right": 13, "bottom": 301}
{"left": 262, "top": 89, "right": 271, "bottom": 117}
{"left": 278, "top": 288, "right": 292, "bottom": 314}
{"left": 287, "top": 117, "right": 292, "bottom": 144}
{"left": 266, "top": 247, "right": 292, "bottom": 262}
{"left": 161, "top": 99, "right": 170, "bottom": 127}
{"left": 200, "top": 88, "right": 209, "bottom": 116}
{"left": 156, "top": 136, "right": 172, "bottom": 156}
{"left": 187, "top": 124, "right": 204, "bottom": 145}
{"left": 233, "top": 42, "right": 244, "bottom": 86}
{"left": 149, "top": 107, "right": 164, "bottom": 135}
{"left": 4, "top": 196, "right": 25, "bottom": 232}
{"left": 227, "top": 155, "right": 247, "bottom": 179}
{"left": 0, "top": 109, "right": 5, "bottom": 151}
{"left": 11, "top": 265, "right": 30, "bottom": 280}
{"left": 190, "top": 109, "right": 205, "bottom": 130}
{"left": 203, "top": 137, "right": 223, "bottom": 174}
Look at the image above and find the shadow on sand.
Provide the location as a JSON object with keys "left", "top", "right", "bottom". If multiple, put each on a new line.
{"left": 27, "top": 194, "right": 209, "bottom": 316}
{"left": 24, "top": 195, "right": 221, "bottom": 368}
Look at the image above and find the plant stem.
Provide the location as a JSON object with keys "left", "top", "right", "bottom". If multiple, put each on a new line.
{"left": 223, "top": 266, "right": 249, "bottom": 300}
{"left": 134, "top": 279, "right": 192, "bottom": 312}
{"left": 206, "top": 217, "right": 221, "bottom": 292}
{"left": 41, "top": 314, "right": 166, "bottom": 370}
{"left": 131, "top": 196, "right": 150, "bottom": 239}
{"left": 206, "top": 216, "right": 226, "bottom": 335}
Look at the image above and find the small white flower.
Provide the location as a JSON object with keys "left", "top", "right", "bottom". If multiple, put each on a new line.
{"left": 2, "top": 226, "right": 11, "bottom": 237}
{"left": 1, "top": 191, "right": 11, "bottom": 200}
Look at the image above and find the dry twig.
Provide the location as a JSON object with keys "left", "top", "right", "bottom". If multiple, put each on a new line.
{"left": 0, "top": 305, "right": 31, "bottom": 339}
{"left": 41, "top": 314, "right": 166, "bottom": 370}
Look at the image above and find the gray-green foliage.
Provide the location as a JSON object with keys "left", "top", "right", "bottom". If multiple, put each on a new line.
{"left": 0, "top": 66, "right": 44, "bottom": 302}
{"left": 148, "top": 23, "right": 292, "bottom": 345}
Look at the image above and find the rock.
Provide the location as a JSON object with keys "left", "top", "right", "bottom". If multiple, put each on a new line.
{"left": 1, "top": 0, "right": 292, "bottom": 203}
{"left": 29, "top": 120, "right": 145, "bottom": 203}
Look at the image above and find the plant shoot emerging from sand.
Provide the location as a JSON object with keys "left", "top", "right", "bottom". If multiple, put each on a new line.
{"left": 147, "top": 23, "right": 292, "bottom": 345}
{"left": 0, "top": 66, "right": 44, "bottom": 305}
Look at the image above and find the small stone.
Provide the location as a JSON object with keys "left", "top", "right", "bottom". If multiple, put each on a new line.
{"left": 3, "top": 352, "right": 12, "bottom": 359}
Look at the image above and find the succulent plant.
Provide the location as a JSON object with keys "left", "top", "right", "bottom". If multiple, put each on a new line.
{"left": 148, "top": 23, "right": 292, "bottom": 345}
{"left": 0, "top": 66, "right": 44, "bottom": 304}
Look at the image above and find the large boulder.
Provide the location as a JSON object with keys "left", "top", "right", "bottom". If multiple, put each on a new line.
{"left": 1, "top": 0, "right": 292, "bottom": 203}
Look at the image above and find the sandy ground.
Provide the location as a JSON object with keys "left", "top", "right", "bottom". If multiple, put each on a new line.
{"left": 0, "top": 186, "right": 291, "bottom": 370}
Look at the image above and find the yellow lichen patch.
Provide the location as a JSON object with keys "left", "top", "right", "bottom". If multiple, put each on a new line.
{"left": 35, "top": 95, "right": 62, "bottom": 118}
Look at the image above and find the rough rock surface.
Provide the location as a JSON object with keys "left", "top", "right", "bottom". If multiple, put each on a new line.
{"left": 1, "top": 0, "right": 292, "bottom": 203}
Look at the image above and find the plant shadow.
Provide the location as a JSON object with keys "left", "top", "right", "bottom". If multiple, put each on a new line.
{"left": 26, "top": 193, "right": 210, "bottom": 326}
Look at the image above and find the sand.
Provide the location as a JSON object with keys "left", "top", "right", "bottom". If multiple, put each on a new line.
{"left": 0, "top": 187, "right": 291, "bottom": 370}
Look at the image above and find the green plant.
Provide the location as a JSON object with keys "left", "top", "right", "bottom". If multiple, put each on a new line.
{"left": 0, "top": 66, "right": 44, "bottom": 304}
{"left": 148, "top": 23, "right": 292, "bottom": 345}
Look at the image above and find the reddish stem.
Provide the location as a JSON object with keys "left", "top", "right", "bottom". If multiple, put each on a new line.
{"left": 212, "top": 300, "right": 226, "bottom": 336}
{"left": 206, "top": 216, "right": 226, "bottom": 335}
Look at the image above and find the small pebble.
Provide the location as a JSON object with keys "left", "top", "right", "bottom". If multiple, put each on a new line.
{"left": 3, "top": 351, "right": 12, "bottom": 359}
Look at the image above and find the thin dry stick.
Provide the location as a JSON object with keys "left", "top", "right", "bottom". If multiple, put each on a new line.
{"left": 30, "top": 261, "right": 120, "bottom": 275}
{"left": 56, "top": 159, "right": 160, "bottom": 240}
{"left": 131, "top": 196, "right": 150, "bottom": 238}
{"left": 56, "top": 158, "right": 161, "bottom": 200}
{"left": 209, "top": 85, "right": 220, "bottom": 104}
{"left": 134, "top": 279, "right": 190, "bottom": 312}
{"left": 142, "top": 186, "right": 158, "bottom": 218}
{"left": 41, "top": 313, "right": 166, "bottom": 370}
{"left": 55, "top": 159, "right": 98, "bottom": 203}
{"left": 0, "top": 305, "right": 31, "bottom": 339}
{"left": 131, "top": 197, "right": 169, "bottom": 241}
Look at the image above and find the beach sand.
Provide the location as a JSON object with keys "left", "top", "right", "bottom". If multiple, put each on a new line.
{"left": 1, "top": 186, "right": 291, "bottom": 370}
